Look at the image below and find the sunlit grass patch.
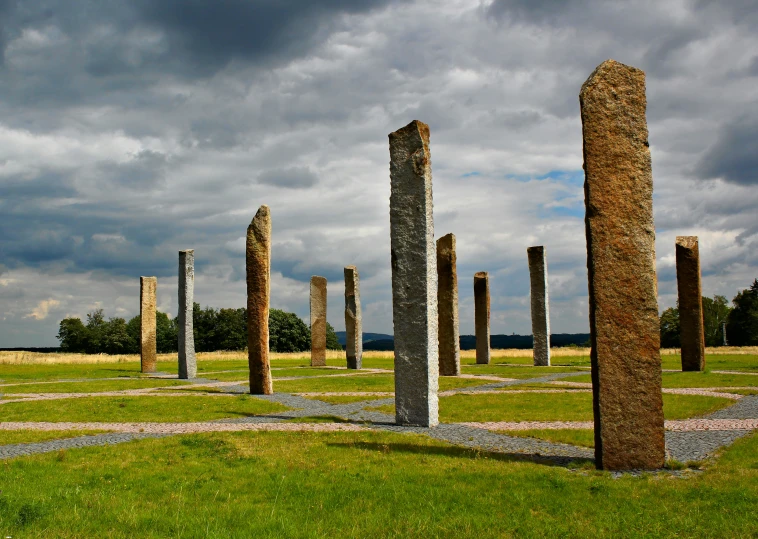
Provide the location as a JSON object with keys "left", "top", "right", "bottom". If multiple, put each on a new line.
{"left": 496, "top": 429, "right": 596, "bottom": 448}
{"left": 301, "top": 395, "right": 390, "bottom": 405}
{"left": 0, "top": 379, "right": 192, "bottom": 394}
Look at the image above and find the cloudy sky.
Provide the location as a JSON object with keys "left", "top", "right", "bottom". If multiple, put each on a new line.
{"left": 1, "top": 0, "right": 756, "bottom": 347}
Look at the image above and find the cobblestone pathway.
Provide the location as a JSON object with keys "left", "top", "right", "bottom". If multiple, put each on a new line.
{"left": 1, "top": 369, "right": 756, "bottom": 469}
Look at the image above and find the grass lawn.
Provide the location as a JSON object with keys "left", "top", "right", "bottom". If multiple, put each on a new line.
{"left": 0, "top": 430, "right": 111, "bottom": 445}
{"left": 369, "top": 393, "right": 733, "bottom": 423}
{"left": 461, "top": 365, "right": 588, "bottom": 378}
{"left": 274, "top": 374, "right": 489, "bottom": 393}
{"left": 0, "top": 430, "right": 756, "bottom": 537}
{"left": 0, "top": 396, "right": 289, "bottom": 423}
{"left": 303, "top": 395, "right": 390, "bottom": 404}
{"left": 497, "top": 429, "right": 596, "bottom": 448}
{"left": 0, "top": 379, "right": 192, "bottom": 394}
{"left": 568, "top": 371, "right": 758, "bottom": 387}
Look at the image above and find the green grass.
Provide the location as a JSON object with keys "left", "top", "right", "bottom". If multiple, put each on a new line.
{"left": 660, "top": 354, "right": 758, "bottom": 372}
{"left": 0, "top": 379, "right": 192, "bottom": 394}
{"left": 0, "top": 395, "right": 289, "bottom": 423}
{"left": 283, "top": 415, "right": 351, "bottom": 423}
{"left": 567, "top": 371, "right": 758, "bottom": 388}
{"left": 303, "top": 395, "right": 390, "bottom": 404}
{"left": 461, "top": 365, "right": 588, "bottom": 378}
{"left": 369, "top": 393, "right": 733, "bottom": 423}
{"left": 273, "top": 368, "right": 369, "bottom": 378}
{"left": 0, "top": 430, "right": 111, "bottom": 445}
{"left": 274, "top": 374, "right": 489, "bottom": 393}
{"left": 0, "top": 430, "right": 756, "bottom": 537}
{"left": 497, "top": 429, "right": 596, "bottom": 448}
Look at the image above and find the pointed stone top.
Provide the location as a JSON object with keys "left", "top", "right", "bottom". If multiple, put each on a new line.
{"left": 389, "top": 119, "right": 430, "bottom": 141}
{"left": 580, "top": 59, "right": 644, "bottom": 98}
{"left": 676, "top": 236, "right": 698, "bottom": 249}
{"left": 254, "top": 204, "right": 270, "bottom": 220}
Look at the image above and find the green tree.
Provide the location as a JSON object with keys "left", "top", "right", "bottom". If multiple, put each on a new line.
{"left": 57, "top": 317, "right": 87, "bottom": 352}
{"left": 702, "top": 295, "right": 731, "bottom": 346}
{"left": 216, "top": 308, "right": 247, "bottom": 350}
{"left": 269, "top": 309, "right": 310, "bottom": 352}
{"left": 193, "top": 303, "right": 219, "bottom": 353}
{"left": 156, "top": 311, "right": 178, "bottom": 353}
{"left": 85, "top": 309, "right": 107, "bottom": 353}
{"left": 101, "top": 317, "right": 132, "bottom": 354}
{"left": 326, "top": 322, "right": 342, "bottom": 350}
{"left": 726, "top": 279, "right": 758, "bottom": 346}
{"left": 125, "top": 315, "right": 141, "bottom": 353}
{"left": 659, "top": 306, "right": 680, "bottom": 348}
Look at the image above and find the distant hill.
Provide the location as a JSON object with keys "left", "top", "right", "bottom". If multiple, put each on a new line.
{"left": 335, "top": 332, "right": 394, "bottom": 346}
{"left": 334, "top": 332, "right": 590, "bottom": 351}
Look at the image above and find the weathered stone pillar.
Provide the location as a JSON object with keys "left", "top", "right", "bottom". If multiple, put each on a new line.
{"left": 140, "top": 276, "right": 157, "bottom": 374}
{"left": 528, "top": 246, "right": 551, "bottom": 367}
{"left": 247, "top": 205, "right": 273, "bottom": 395}
{"left": 310, "top": 276, "right": 327, "bottom": 367}
{"left": 389, "top": 120, "right": 439, "bottom": 427}
{"left": 437, "top": 233, "right": 460, "bottom": 376}
{"left": 344, "top": 266, "right": 362, "bottom": 370}
{"left": 580, "top": 59, "right": 665, "bottom": 470}
{"left": 178, "top": 250, "right": 196, "bottom": 379}
{"left": 676, "top": 236, "right": 705, "bottom": 371}
{"left": 474, "top": 272, "right": 490, "bottom": 365}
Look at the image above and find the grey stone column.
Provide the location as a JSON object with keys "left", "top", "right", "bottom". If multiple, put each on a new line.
{"left": 310, "top": 276, "right": 327, "bottom": 367}
{"left": 580, "top": 59, "right": 665, "bottom": 471}
{"left": 474, "top": 272, "right": 490, "bottom": 365}
{"left": 140, "top": 276, "right": 157, "bottom": 374}
{"left": 527, "top": 246, "right": 551, "bottom": 367}
{"left": 437, "top": 233, "right": 460, "bottom": 376}
{"left": 389, "top": 120, "right": 439, "bottom": 427}
{"left": 247, "top": 205, "right": 273, "bottom": 395}
{"left": 344, "top": 266, "right": 362, "bottom": 370}
{"left": 178, "top": 250, "right": 196, "bottom": 379}
{"left": 676, "top": 236, "right": 705, "bottom": 371}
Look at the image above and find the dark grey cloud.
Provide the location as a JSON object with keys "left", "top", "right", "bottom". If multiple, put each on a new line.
{"left": 697, "top": 116, "right": 758, "bottom": 185}
{"left": 258, "top": 167, "right": 319, "bottom": 189}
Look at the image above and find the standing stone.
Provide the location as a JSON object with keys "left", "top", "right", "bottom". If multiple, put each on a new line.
{"left": 247, "top": 205, "right": 273, "bottom": 395}
{"left": 140, "top": 276, "right": 157, "bottom": 374}
{"left": 178, "top": 250, "right": 197, "bottom": 379}
{"left": 580, "top": 59, "right": 665, "bottom": 470}
{"left": 344, "top": 266, "right": 362, "bottom": 370}
{"left": 474, "top": 272, "right": 490, "bottom": 365}
{"left": 527, "top": 246, "right": 551, "bottom": 367}
{"left": 676, "top": 236, "right": 705, "bottom": 371}
{"left": 310, "top": 276, "right": 327, "bottom": 367}
{"left": 437, "top": 233, "right": 461, "bottom": 376}
{"left": 389, "top": 120, "right": 439, "bottom": 427}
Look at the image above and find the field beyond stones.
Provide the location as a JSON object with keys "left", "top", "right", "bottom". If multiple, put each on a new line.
{"left": 1, "top": 349, "right": 757, "bottom": 537}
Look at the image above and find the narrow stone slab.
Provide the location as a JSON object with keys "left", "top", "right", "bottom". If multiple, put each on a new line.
{"left": 580, "top": 59, "right": 665, "bottom": 470}
{"left": 310, "top": 276, "right": 328, "bottom": 367}
{"left": 474, "top": 272, "right": 490, "bottom": 365}
{"left": 140, "top": 276, "right": 157, "bottom": 374}
{"left": 344, "top": 266, "right": 362, "bottom": 370}
{"left": 389, "top": 119, "right": 439, "bottom": 427}
{"left": 528, "top": 246, "right": 551, "bottom": 367}
{"left": 178, "top": 250, "right": 196, "bottom": 379}
{"left": 247, "top": 205, "right": 273, "bottom": 395}
{"left": 676, "top": 236, "right": 705, "bottom": 372}
{"left": 437, "top": 233, "right": 460, "bottom": 376}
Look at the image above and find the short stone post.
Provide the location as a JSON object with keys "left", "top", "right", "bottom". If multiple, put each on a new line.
{"left": 437, "top": 233, "right": 460, "bottom": 376}
{"left": 389, "top": 120, "right": 439, "bottom": 427}
{"left": 247, "top": 205, "right": 273, "bottom": 395}
{"left": 527, "top": 246, "right": 551, "bottom": 367}
{"left": 178, "top": 250, "right": 196, "bottom": 379}
{"left": 676, "top": 236, "right": 705, "bottom": 371}
{"left": 310, "top": 276, "right": 327, "bottom": 367}
{"left": 580, "top": 59, "right": 665, "bottom": 470}
{"left": 344, "top": 266, "right": 362, "bottom": 370}
{"left": 474, "top": 272, "right": 490, "bottom": 365}
{"left": 140, "top": 276, "right": 157, "bottom": 374}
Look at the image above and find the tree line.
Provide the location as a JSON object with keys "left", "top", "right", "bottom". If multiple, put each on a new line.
{"left": 56, "top": 303, "right": 342, "bottom": 354}
{"left": 660, "top": 279, "right": 758, "bottom": 347}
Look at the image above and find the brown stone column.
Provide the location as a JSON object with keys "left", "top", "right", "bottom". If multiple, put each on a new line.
{"left": 140, "top": 276, "right": 157, "bottom": 373}
{"left": 310, "top": 276, "right": 327, "bottom": 367}
{"left": 580, "top": 59, "right": 665, "bottom": 470}
{"left": 437, "top": 233, "right": 460, "bottom": 376}
{"left": 474, "top": 272, "right": 490, "bottom": 365}
{"left": 246, "top": 205, "right": 273, "bottom": 395}
{"left": 676, "top": 236, "right": 705, "bottom": 371}
{"left": 344, "top": 266, "right": 362, "bottom": 370}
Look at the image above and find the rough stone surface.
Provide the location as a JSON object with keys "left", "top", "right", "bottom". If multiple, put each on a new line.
{"left": 474, "top": 272, "right": 490, "bottom": 365}
{"left": 246, "top": 205, "right": 273, "bottom": 395}
{"left": 344, "top": 266, "right": 363, "bottom": 370}
{"left": 310, "top": 276, "right": 328, "bottom": 367}
{"left": 676, "top": 236, "right": 705, "bottom": 372}
{"left": 140, "top": 277, "right": 157, "bottom": 374}
{"left": 580, "top": 59, "right": 665, "bottom": 471}
{"left": 437, "top": 233, "right": 461, "bottom": 376}
{"left": 178, "top": 250, "right": 197, "bottom": 379}
{"left": 388, "top": 119, "right": 439, "bottom": 427}
{"left": 528, "top": 246, "right": 551, "bottom": 367}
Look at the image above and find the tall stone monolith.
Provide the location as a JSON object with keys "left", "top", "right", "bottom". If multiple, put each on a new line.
{"left": 310, "top": 276, "right": 327, "bottom": 367}
{"left": 474, "top": 272, "right": 490, "bottom": 365}
{"left": 580, "top": 59, "right": 665, "bottom": 470}
{"left": 528, "top": 246, "right": 551, "bottom": 367}
{"left": 247, "top": 205, "right": 273, "bottom": 395}
{"left": 676, "top": 236, "right": 705, "bottom": 371}
{"left": 344, "top": 266, "right": 362, "bottom": 370}
{"left": 389, "top": 120, "right": 439, "bottom": 427}
{"left": 437, "top": 233, "right": 461, "bottom": 376}
{"left": 140, "top": 276, "right": 157, "bottom": 374}
{"left": 178, "top": 250, "right": 196, "bottom": 379}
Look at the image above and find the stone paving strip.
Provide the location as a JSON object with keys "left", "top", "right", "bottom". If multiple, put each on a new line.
{"left": 0, "top": 421, "right": 367, "bottom": 434}
{"left": 461, "top": 419, "right": 758, "bottom": 432}
{"left": 711, "top": 370, "right": 758, "bottom": 376}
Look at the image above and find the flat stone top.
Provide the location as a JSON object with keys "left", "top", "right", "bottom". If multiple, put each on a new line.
{"left": 437, "top": 233, "right": 455, "bottom": 250}
{"left": 676, "top": 236, "right": 699, "bottom": 249}
{"left": 311, "top": 276, "right": 327, "bottom": 286}
{"left": 527, "top": 246, "right": 544, "bottom": 254}
{"left": 344, "top": 265, "right": 357, "bottom": 272}
{"left": 580, "top": 59, "right": 644, "bottom": 97}
{"left": 474, "top": 271, "right": 488, "bottom": 280}
{"left": 141, "top": 276, "right": 157, "bottom": 282}
{"left": 179, "top": 249, "right": 194, "bottom": 254}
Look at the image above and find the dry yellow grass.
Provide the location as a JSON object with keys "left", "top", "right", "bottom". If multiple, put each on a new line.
{"left": 2, "top": 346, "right": 755, "bottom": 365}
